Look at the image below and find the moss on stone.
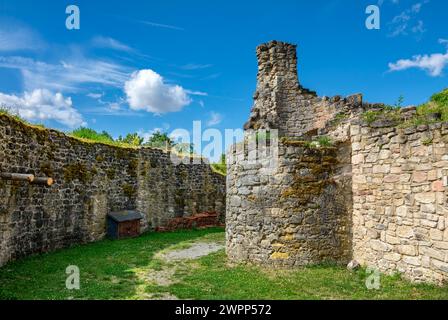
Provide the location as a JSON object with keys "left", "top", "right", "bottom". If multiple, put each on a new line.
{"left": 116, "top": 149, "right": 130, "bottom": 159}
{"left": 280, "top": 150, "right": 337, "bottom": 205}
{"left": 127, "top": 159, "right": 138, "bottom": 177}
{"left": 149, "top": 159, "right": 158, "bottom": 168}
{"left": 122, "top": 184, "right": 136, "bottom": 198}
{"left": 63, "top": 163, "right": 92, "bottom": 183}
{"left": 40, "top": 162, "right": 53, "bottom": 177}
{"left": 35, "top": 129, "right": 50, "bottom": 145}
{"left": 106, "top": 169, "right": 116, "bottom": 180}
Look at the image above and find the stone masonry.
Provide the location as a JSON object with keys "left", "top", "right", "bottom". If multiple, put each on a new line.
{"left": 226, "top": 139, "right": 352, "bottom": 266}
{"left": 0, "top": 115, "right": 225, "bottom": 267}
{"left": 227, "top": 40, "right": 448, "bottom": 284}
{"left": 351, "top": 121, "right": 448, "bottom": 283}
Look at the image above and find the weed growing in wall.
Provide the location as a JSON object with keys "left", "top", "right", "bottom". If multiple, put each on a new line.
{"left": 362, "top": 89, "right": 448, "bottom": 128}
{"left": 0, "top": 104, "right": 44, "bottom": 128}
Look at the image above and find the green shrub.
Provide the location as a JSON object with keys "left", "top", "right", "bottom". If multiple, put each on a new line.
{"left": 70, "top": 127, "right": 115, "bottom": 144}
{"left": 144, "top": 131, "right": 174, "bottom": 148}
{"left": 317, "top": 136, "right": 332, "bottom": 147}
{"left": 416, "top": 89, "right": 448, "bottom": 121}
{"left": 362, "top": 110, "right": 381, "bottom": 124}
{"left": 117, "top": 133, "right": 144, "bottom": 146}
{"left": 430, "top": 88, "right": 448, "bottom": 106}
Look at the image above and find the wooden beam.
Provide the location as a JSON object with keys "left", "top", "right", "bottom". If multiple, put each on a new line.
{"left": 0, "top": 173, "right": 34, "bottom": 183}
{"left": 31, "top": 177, "right": 54, "bottom": 186}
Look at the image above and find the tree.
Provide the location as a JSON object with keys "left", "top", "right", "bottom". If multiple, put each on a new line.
{"left": 144, "top": 131, "right": 174, "bottom": 149}
{"left": 100, "top": 130, "right": 113, "bottom": 141}
{"left": 117, "top": 133, "right": 144, "bottom": 146}
{"left": 173, "top": 143, "right": 195, "bottom": 155}
{"left": 220, "top": 153, "right": 226, "bottom": 164}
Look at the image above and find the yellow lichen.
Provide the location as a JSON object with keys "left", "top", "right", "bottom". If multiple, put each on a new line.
{"left": 270, "top": 252, "right": 289, "bottom": 260}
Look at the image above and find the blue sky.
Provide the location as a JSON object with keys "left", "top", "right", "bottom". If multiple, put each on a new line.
{"left": 0, "top": 0, "right": 447, "bottom": 153}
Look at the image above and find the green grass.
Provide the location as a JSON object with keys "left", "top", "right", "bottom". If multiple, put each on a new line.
{"left": 68, "top": 127, "right": 140, "bottom": 148}
{"left": 0, "top": 105, "right": 45, "bottom": 128}
{"left": 167, "top": 252, "right": 447, "bottom": 300}
{"left": 69, "top": 127, "right": 115, "bottom": 144}
{"left": 316, "top": 136, "right": 332, "bottom": 147}
{"left": 362, "top": 89, "right": 448, "bottom": 128}
{"left": 211, "top": 163, "right": 226, "bottom": 176}
{"left": 0, "top": 228, "right": 447, "bottom": 300}
{"left": 0, "top": 228, "right": 223, "bottom": 300}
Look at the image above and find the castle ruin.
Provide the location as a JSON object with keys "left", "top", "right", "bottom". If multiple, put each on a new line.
{"left": 0, "top": 117, "right": 226, "bottom": 267}
{"left": 226, "top": 40, "right": 448, "bottom": 284}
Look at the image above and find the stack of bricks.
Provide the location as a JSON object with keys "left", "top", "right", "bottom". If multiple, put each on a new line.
{"left": 155, "top": 212, "right": 221, "bottom": 232}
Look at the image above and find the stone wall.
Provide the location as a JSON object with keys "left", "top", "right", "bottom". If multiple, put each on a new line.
{"left": 351, "top": 120, "right": 448, "bottom": 283}
{"left": 0, "top": 114, "right": 225, "bottom": 267}
{"left": 226, "top": 139, "right": 352, "bottom": 266}
{"left": 244, "top": 40, "right": 364, "bottom": 138}
{"left": 227, "top": 40, "right": 448, "bottom": 284}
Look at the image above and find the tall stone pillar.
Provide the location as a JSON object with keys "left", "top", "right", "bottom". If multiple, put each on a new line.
{"left": 244, "top": 41, "right": 300, "bottom": 135}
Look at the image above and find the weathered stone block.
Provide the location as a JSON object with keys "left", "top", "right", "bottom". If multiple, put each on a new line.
{"left": 398, "top": 245, "right": 417, "bottom": 256}
{"left": 370, "top": 240, "right": 390, "bottom": 252}
{"left": 396, "top": 225, "right": 414, "bottom": 238}
{"left": 415, "top": 192, "right": 436, "bottom": 204}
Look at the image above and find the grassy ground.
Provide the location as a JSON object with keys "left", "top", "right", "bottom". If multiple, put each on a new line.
{"left": 0, "top": 228, "right": 447, "bottom": 300}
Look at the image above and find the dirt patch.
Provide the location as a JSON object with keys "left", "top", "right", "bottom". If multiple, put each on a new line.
{"left": 136, "top": 241, "right": 224, "bottom": 300}
{"left": 146, "top": 268, "right": 178, "bottom": 286}
{"left": 160, "top": 242, "right": 224, "bottom": 262}
{"left": 144, "top": 292, "right": 179, "bottom": 300}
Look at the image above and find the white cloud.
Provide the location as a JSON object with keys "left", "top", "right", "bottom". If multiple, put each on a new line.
{"left": 87, "top": 93, "right": 104, "bottom": 99}
{"left": 138, "top": 20, "right": 184, "bottom": 31}
{"left": 388, "top": 48, "right": 448, "bottom": 77}
{"left": 201, "top": 73, "right": 221, "bottom": 80}
{"left": 82, "top": 96, "right": 141, "bottom": 117}
{"left": 0, "top": 89, "right": 85, "bottom": 127}
{"left": 411, "top": 3, "right": 423, "bottom": 13}
{"left": 180, "top": 63, "right": 213, "bottom": 70}
{"left": 185, "top": 90, "right": 208, "bottom": 96}
{"left": 0, "top": 55, "right": 131, "bottom": 92}
{"left": 411, "top": 20, "right": 425, "bottom": 34}
{"left": 439, "top": 38, "right": 448, "bottom": 48}
{"left": 0, "top": 23, "right": 44, "bottom": 52}
{"left": 388, "top": 1, "right": 429, "bottom": 37}
{"left": 206, "top": 111, "right": 223, "bottom": 127}
{"left": 124, "top": 69, "right": 192, "bottom": 113}
{"left": 91, "top": 36, "right": 133, "bottom": 52}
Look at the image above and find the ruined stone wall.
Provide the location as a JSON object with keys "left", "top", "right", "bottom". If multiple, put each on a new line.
{"left": 228, "top": 40, "right": 448, "bottom": 284}
{"left": 229, "top": 41, "right": 358, "bottom": 268}
{"left": 226, "top": 139, "right": 352, "bottom": 266}
{"left": 244, "top": 40, "right": 364, "bottom": 138}
{"left": 351, "top": 120, "right": 448, "bottom": 283}
{"left": 0, "top": 114, "right": 225, "bottom": 267}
